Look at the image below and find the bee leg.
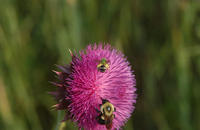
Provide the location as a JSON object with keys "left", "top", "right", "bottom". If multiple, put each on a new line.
{"left": 97, "top": 118, "right": 105, "bottom": 125}
{"left": 114, "top": 107, "right": 116, "bottom": 112}
{"left": 96, "top": 115, "right": 106, "bottom": 125}
{"left": 111, "top": 114, "right": 115, "bottom": 120}
{"left": 95, "top": 108, "right": 101, "bottom": 113}
{"left": 102, "top": 98, "right": 109, "bottom": 104}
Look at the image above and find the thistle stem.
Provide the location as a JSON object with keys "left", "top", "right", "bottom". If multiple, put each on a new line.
{"left": 55, "top": 111, "right": 61, "bottom": 130}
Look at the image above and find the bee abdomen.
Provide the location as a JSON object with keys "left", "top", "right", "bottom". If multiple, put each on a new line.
{"left": 98, "top": 65, "right": 106, "bottom": 72}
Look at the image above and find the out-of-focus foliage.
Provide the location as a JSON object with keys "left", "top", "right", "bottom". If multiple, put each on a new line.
{"left": 0, "top": 0, "right": 200, "bottom": 130}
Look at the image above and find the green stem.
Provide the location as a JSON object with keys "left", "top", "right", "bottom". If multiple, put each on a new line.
{"left": 55, "top": 111, "right": 61, "bottom": 130}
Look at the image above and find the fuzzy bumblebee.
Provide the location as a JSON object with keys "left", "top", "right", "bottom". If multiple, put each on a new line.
{"left": 97, "top": 58, "right": 109, "bottom": 72}
{"left": 96, "top": 99, "right": 116, "bottom": 130}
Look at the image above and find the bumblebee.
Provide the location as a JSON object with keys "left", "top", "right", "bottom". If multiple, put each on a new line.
{"left": 96, "top": 99, "right": 116, "bottom": 130}
{"left": 97, "top": 58, "right": 109, "bottom": 72}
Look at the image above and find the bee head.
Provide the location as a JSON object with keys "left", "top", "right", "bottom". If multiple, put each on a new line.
{"left": 100, "top": 58, "right": 107, "bottom": 64}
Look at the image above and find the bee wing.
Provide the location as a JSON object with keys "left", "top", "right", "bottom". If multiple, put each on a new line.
{"left": 105, "top": 116, "right": 114, "bottom": 130}
{"left": 105, "top": 120, "right": 113, "bottom": 130}
{"left": 97, "top": 63, "right": 102, "bottom": 68}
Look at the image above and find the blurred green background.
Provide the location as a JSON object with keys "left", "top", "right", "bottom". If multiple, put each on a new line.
{"left": 0, "top": 0, "right": 200, "bottom": 130}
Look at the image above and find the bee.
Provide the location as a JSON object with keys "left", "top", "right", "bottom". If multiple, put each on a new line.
{"left": 96, "top": 99, "right": 116, "bottom": 130}
{"left": 97, "top": 58, "right": 109, "bottom": 72}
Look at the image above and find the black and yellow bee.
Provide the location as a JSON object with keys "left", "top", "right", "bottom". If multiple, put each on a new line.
{"left": 96, "top": 99, "right": 116, "bottom": 130}
{"left": 97, "top": 58, "right": 109, "bottom": 72}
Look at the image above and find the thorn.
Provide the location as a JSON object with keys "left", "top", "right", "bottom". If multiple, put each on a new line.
{"left": 48, "top": 91, "right": 57, "bottom": 96}
{"left": 52, "top": 70, "right": 62, "bottom": 76}
{"left": 69, "top": 49, "right": 73, "bottom": 56}
{"left": 56, "top": 65, "right": 70, "bottom": 74}
{"left": 50, "top": 104, "right": 58, "bottom": 110}
{"left": 65, "top": 97, "right": 70, "bottom": 100}
{"left": 49, "top": 81, "right": 63, "bottom": 87}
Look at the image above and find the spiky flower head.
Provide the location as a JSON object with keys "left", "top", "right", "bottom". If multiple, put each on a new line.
{"left": 51, "top": 44, "right": 137, "bottom": 130}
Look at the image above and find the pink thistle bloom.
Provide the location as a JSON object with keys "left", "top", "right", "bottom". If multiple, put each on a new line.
{"left": 50, "top": 44, "right": 137, "bottom": 130}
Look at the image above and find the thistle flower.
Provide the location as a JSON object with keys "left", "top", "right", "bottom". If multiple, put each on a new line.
{"left": 50, "top": 44, "right": 137, "bottom": 130}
